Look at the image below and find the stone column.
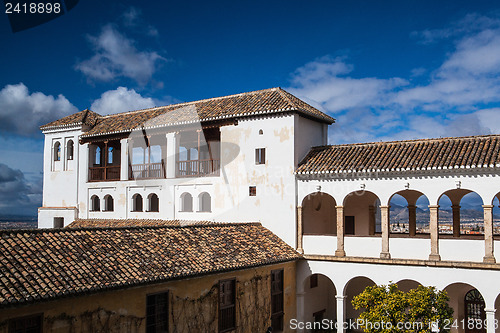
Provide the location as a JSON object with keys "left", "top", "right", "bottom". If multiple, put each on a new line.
{"left": 166, "top": 132, "right": 177, "bottom": 179}
{"left": 336, "top": 295, "right": 346, "bottom": 333}
{"left": 120, "top": 138, "right": 129, "bottom": 181}
{"left": 297, "top": 206, "right": 304, "bottom": 254}
{"left": 335, "top": 206, "right": 345, "bottom": 257}
{"left": 380, "top": 205, "right": 391, "bottom": 259}
{"left": 485, "top": 308, "right": 496, "bottom": 333}
{"left": 296, "top": 292, "right": 305, "bottom": 333}
{"left": 368, "top": 205, "right": 376, "bottom": 235}
{"left": 408, "top": 204, "right": 417, "bottom": 237}
{"left": 428, "top": 205, "right": 441, "bottom": 261}
{"left": 483, "top": 205, "right": 496, "bottom": 263}
{"left": 452, "top": 204, "right": 461, "bottom": 237}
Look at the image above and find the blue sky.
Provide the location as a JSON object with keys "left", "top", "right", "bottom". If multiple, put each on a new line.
{"left": 1, "top": 0, "right": 500, "bottom": 215}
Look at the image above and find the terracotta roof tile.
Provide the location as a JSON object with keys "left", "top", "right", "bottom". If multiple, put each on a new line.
{"left": 297, "top": 135, "right": 500, "bottom": 174}
{"left": 66, "top": 219, "right": 213, "bottom": 228}
{"left": 40, "top": 109, "right": 101, "bottom": 130}
{"left": 40, "top": 88, "right": 334, "bottom": 136}
{"left": 0, "top": 223, "right": 299, "bottom": 308}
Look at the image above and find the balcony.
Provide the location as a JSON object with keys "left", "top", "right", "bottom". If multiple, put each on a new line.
{"left": 129, "top": 162, "right": 166, "bottom": 180}
{"left": 89, "top": 166, "right": 120, "bottom": 182}
{"left": 176, "top": 159, "right": 220, "bottom": 177}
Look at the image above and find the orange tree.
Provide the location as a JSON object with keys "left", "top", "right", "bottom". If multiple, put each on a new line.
{"left": 352, "top": 283, "right": 453, "bottom": 333}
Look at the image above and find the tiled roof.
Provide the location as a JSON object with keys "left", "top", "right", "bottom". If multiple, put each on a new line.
{"left": 296, "top": 134, "right": 500, "bottom": 174}
{"left": 0, "top": 223, "right": 299, "bottom": 308}
{"left": 40, "top": 88, "right": 334, "bottom": 138}
{"left": 40, "top": 109, "right": 101, "bottom": 130}
{"left": 66, "top": 219, "right": 213, "bottom": 228}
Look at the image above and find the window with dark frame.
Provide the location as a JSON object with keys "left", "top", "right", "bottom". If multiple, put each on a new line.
{"left": 67, "top": 140, "right": 74, "bottom": 160}
{"left": 53, "top": 217, "right": 64, "bottom": 228}
{"left": 148, "top": 193, "right": 159, "bottom": 212}
{"left": 90, "top": 195, "right": 100, "bottom": 212}
{"left": 146, "top": 291, "right": 169, "bottom": 333}
{"left": 255, "top": 148, "right": 265, "bottom": 165}
{"left": 132, "top": 193, "right": 143, "bottom": 212}
{"left": 249, "top": 186, "right": 257, "bottom": 196}
{"left": 54, "top": 141, "right": 61, "bottom": 161}
{"left": 219, "top": 278, "right": 236, "bottom": 332}
{"left": 8, "top": 313, "right": 43, "bottom": 333}
{"left": 271, "top": 269, "right": 284, "bottom": 331}
{"left": 104, "top": 195, "right": 114, "bottom": 212}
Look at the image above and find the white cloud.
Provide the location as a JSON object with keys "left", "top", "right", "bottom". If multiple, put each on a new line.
{"left": 0, "top": 83, "right": 78, "bottom": 136}
{"left": 76, "top": 25, "right": 166, "bottom": 85}
{"left": 90, "top": 87, "right": 157, "bottom": 115}
{"left": 289, "top": 56, "right": 408, "bottom": 113}
{"left": 289, "top": 15, "right": 500, "bottom": 144}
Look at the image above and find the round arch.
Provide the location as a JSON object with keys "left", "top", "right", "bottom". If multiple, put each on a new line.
{"left": 444, "top": 282, "right": 485, "bottom": 331}
{"left": 343, "top": 190, "right": 380, "bottom": 236}
{"left": 438, "top": 189, "right": 484, "bottom": 237}
{"left": 302, "top": 192, "right": 336, "bottom": 235}
{"left": 395, "top": 279, "right": 421, "bottom": 292}
{"left": 344, "top": 276, "right": 377, "bottom": 324}
{"left": 389, "top": 189, "right": 430, "bottom": 236}
{"left": 302, "top": 273, "right": 337, "bottom": 324}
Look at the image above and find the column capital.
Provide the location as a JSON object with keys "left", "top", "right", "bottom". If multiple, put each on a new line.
{"left": 428, "top": 205, "right": 440, "bottom": 209}
{"left": 451, "top": 204, "right": 461, "bottom": 209}
{"left": 380, "top": 205, "right": 390, "bottom": 209}
{"left": 335, "top": 295, "right": 346, "bottom": 301}
{"left": 407, "top": 204, "right": 417, "bottom": 209}
{"left": 484, "top": 308, "right": 496, "bottom": 313}
{"left": 335, "top": 205, "right": 344, "bottom": 209}
{"left": 482, "top": 205, "right": 494, "bottom": 209}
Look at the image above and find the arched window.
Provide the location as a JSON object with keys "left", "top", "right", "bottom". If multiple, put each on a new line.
{"left": 465, "top": 289, "right": 486, "bottom": 332}
{"left": 104, "top": 195, "right": 114, "bottom": 212}
{"left": 148, "top": 193, "right": 159, "bottom": 212}
{"left": 90, "top": 195, "right": 100, "bottom": 212}
{"left": 108, "top": 147, "right": 114, "bottom": 164}
{"left": 180, "top": 193, "right": 193, "bottom": 212}
{"left": 199, "top": 192, "right": 211, "bottom": 212}
{"left": 66, "top": 140, "right": 74, "bottom": 160}
{"left": 95, "top": 147, "right": 101, "bottom": 165}
{"left": 54, "top": 141, "right": 61, "bottom": 161}
{"left": 259, "top": 129, "right": 263, "bottom": 135}
{"left": 132, "top": 193, "right": 143, "bottom": 212}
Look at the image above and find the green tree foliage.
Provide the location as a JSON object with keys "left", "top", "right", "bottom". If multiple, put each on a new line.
{"left": 352, "top": 283, "right": 454, "bottom": 333}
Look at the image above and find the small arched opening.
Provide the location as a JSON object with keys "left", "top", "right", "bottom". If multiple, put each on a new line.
{"left": 148, "top": 193, "right": 159, "bottom": 212}
{"left": 132, "top": 193, "right": 143, "bottom": 212}
{"left": 180, "top": 193, "right": 193, "bottom": 212}
{"left": 90, "top": 195, "right": 100, "bottom": 212}
{"left": 103, "top": 195, "right": 114, "bottom": 212}
{"left": 198, "top": 192, "right": 211, "bottom": 212}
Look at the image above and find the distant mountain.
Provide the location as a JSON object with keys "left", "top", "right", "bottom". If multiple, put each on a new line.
{"left": 0, "top": 215, "right": 37, "bottom": 229}
{"left": 390, "top": 206, "right": 484, "bottom": 224}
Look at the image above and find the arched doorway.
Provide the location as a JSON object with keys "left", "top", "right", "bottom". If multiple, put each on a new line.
{"left": 464, "top": 289, "right": 486, "bottom": 333}
{"left": 444, "top": 283, "right": 485, "bottom": 333}
{"left": 303, "top": 274, "right": 337, "bottom": 326}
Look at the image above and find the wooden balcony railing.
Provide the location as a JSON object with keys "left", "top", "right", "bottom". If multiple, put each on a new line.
{"left": 88, "top": 166, "right": 120, "bottom": 182}
{"left": 176, "top": 159, "right": 220, "bottom": 177}
{"left": 129, "top": 162, "right": 166, "bottom": 180}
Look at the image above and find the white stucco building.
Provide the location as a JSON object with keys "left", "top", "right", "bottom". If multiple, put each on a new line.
{"left": 39, "top": 87, "right": 500, "bottom": 332}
